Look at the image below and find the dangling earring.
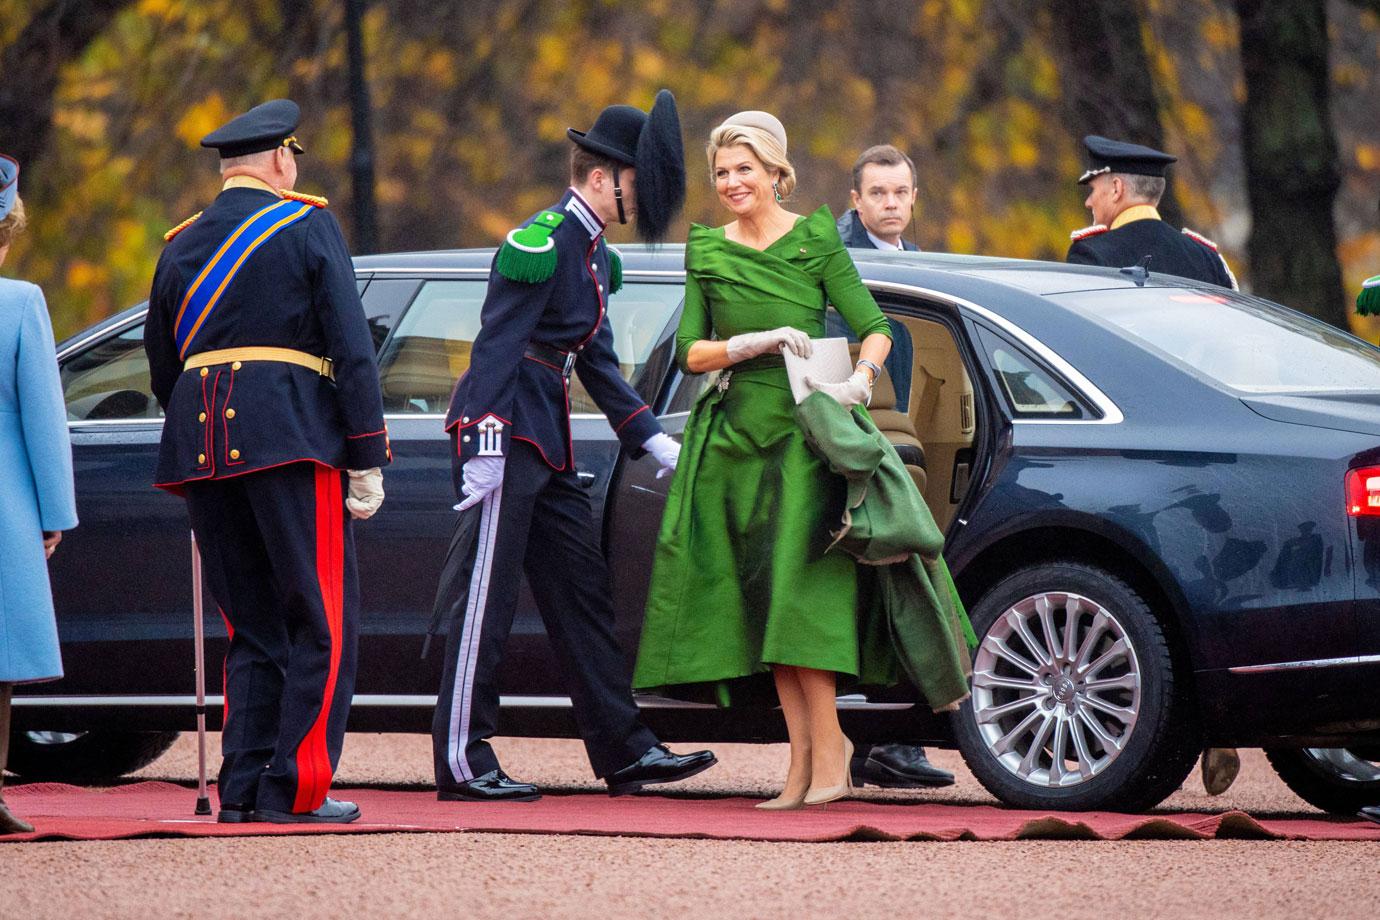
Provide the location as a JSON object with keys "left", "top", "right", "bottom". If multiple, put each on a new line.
{"left": 772, "top": 181, "right": 782, "bottom": 203}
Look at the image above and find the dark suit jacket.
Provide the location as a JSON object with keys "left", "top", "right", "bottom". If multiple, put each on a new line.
{"left": 837, "top": 209, "right": 920, "bottom": 251}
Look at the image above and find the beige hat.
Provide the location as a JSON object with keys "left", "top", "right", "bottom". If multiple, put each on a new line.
{"left": 718, "top": 110, "right": 787, "bottom": 153}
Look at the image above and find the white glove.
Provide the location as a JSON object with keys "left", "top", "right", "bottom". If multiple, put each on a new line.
{"left": 642, "top": 432, "right": 680, "bottom": 480}
{"left": 455, "top": 455, "right": 506, "bottom": 511}
{"left": 807, "top": 370, "right": 872, "bottom": 408}
{"left": 346, "top": 468, "right": 385, "bottom": 520}
{"left": 725, "top": 327, "right": 813, "bottom": 363}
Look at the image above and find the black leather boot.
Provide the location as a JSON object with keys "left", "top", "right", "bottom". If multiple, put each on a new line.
{"left": 0, "top": 684, "right": 35, "bottom": 835}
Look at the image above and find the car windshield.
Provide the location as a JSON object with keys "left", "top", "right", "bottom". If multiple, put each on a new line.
{"left": 1052, "top": 287, "right": 1380, "bottom": 394}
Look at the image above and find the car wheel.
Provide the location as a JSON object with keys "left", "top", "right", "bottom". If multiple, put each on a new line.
{"left": 6, "top": 730, "right": 181, "bottom": 783}
{"left": 1264, "top": 747, "right": 1380, "bottom": 815}
{"left": 954, "top": 562, "right": 1199, "bottom": 812}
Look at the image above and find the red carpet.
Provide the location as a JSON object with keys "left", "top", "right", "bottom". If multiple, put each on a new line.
{"left": 3, "top": 782, "right": 1378, "bottom": 843}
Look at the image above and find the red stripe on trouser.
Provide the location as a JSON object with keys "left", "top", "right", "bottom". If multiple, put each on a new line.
{"left": 218, "top": 608, "right": 234, "bottom": 722}
{"left": 292, "top": 467, "right": 344, "bottom": 813}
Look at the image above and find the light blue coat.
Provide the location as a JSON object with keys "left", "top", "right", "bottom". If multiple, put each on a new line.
{"left": 0, "top": 278, "right": 77, "bottom": 683}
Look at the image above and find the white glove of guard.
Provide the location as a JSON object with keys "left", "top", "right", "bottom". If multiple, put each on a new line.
{"left": 807, "top": 370, "right": 873, "bottom": 408}
{"left": 455, "top": 455, "right": 505, "bottom": 511}
{"left": 642, "top": 432, "right": 681, "bottom": 480}
{"left": 725, "top": 327, "right": 813, "bottom": 363}
{"left": 346, "top": 467, "right": 385, "bottom": 520}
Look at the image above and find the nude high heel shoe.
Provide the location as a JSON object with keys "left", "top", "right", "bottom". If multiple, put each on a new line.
{"left": 803, "top": 736, "right": 855, "bottom": 806}
{"left": 756, "top": 762, "right": 811, "bottom": 811}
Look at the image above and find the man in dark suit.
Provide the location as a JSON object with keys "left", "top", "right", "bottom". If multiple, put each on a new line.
{"left": 1066, "top": 135, "right": 1237, "bottom": 289}
{"left": 430, "top": 91, "right": 716, "bottom": 802}
{"left": 145, "top": 99, "right": 390, "bottom": 824}
{"left": 836, "top": 144, "right": 921, "bottom": 252}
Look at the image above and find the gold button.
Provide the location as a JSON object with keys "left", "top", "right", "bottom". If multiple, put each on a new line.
{"left": 225, "top": 408, "right": 236, "bottom": 419}
{"left": 230, "top": 449, "right": 241, "bottom": 460}
{"left": 231, "top": 361, "right": 242, "bottom": 370}
{"left": 197, "top": 453, "right": 206, "bottom": 464}
{"left": 200, "top": 368, "right": 209, "bottom": 378}
{"left": 198, "top": 412, "right": 207, "bottom": 423}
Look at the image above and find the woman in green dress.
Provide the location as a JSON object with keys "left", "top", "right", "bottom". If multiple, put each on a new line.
{"left": 633, "top": 112, "right": 895, "bottom": 808}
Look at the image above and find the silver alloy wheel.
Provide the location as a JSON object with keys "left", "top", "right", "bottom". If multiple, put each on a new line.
{"left": 26, "top": 731, "right": 85, "bottom": 745}
{"left": 971, "top": 591, "right": 1142, "bottom": 787}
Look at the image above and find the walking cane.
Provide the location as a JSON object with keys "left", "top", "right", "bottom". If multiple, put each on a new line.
{"left": 190, "top": 530, "right": 212, "bottom": 816}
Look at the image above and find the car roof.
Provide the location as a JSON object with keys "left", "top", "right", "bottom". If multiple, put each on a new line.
{"left": 352, "top": 245, "right": 1199, "bottom": 297}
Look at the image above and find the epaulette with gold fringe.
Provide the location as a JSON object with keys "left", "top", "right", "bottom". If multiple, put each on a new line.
{"left": 280, "top": 190, "right": 328, "bottom": 208}
{"left": 164, "top": 211, "right": 202, "bottom": 242}
{"left": 1070, "top": 224, "right": 1108, "bottom": 242}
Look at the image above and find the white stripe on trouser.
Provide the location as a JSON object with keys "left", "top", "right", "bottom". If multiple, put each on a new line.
{"left": 447, "top": 483, "right": 504, "bottom": 782}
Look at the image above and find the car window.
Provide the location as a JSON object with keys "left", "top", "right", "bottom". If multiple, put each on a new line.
{"left": 376, "top": 278, "right": 683, "bottom": 415}
{"left": 61, "top": 321, "right": 162, "bottom": 421}
{"left": 1055, "top": 287, "right": 1380, "bottom": 394}
{"left": 360, "top": 278, "right": 420, "bottom": 353}
{"left": 975, "top": 325, "right": 1084, "bottom": 418}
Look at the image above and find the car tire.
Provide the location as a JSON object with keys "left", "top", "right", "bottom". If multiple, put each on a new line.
{"left": 1264, "top": 747, "right": 1380, "bottom": 815}
{"left": 6, "top": 730, "right": 181, "bottom": 784}
{"left": 954, "top": 562, "right": 1199, "bottom": 812}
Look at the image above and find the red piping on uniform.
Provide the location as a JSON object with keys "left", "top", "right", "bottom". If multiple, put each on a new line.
{"left": 222, "top": 369, "right": 244, "bottom": 466}
{"left": 218, "top": 608, "right": 234, "bottom": 723}
{"left": 293, "top": 467, "right": 344, "bottom": 813}
{"left": 614, "top": 405, "right": 650, "bottom": 435}
{"left": 155, "top": 457, "right": 338, "bottom": 492}
{"left": 523, "top": 354, "right": 565, "bottom": 373}
{"left": 347, "top": 427, "right": 387, "bottom": 439}
{"left": 513, "top": 435, "right": 566, "bottom": 471}
{"left": 574, "top": 238, "right": 606, "bottom": 352}
{"left": 454, "top": 412, "right": 513, "bottom": 430}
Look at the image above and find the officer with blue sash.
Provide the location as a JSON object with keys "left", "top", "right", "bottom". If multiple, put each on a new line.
{"left": 145, "top": 99, "right": 390, "bottom": 824}
{"left": 430, "top": 91, "right": 716, "bottom": 801}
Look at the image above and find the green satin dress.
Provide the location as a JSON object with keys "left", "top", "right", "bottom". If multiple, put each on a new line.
{"left": 633, "top": 206, "right": 896, "bottom": 703}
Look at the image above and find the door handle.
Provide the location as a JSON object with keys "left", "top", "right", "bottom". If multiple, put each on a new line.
{"left": 576, "top": 470, "right": 596, "bottom": 488}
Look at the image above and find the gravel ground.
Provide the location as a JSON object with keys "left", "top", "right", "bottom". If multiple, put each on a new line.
{"left": 6, "top": 735, "right": 1380, "bottom": 919}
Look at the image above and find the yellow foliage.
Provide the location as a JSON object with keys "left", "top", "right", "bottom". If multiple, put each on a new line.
{"left": 175, "top": 95, "right": 231, "bottom": 148}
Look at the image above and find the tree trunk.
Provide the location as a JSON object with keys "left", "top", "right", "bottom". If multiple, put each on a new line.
{"left": 345, "top": 0, "right": 380, "bottom": 254}
{"left": 1236, "top": 0, "right": 1347, "bottom": 327}
{"left": 1045, "top": 0, "right": 1183, "bottom": 227}
{"left": 0, "top": 0, "right": 136, "bottom": 178}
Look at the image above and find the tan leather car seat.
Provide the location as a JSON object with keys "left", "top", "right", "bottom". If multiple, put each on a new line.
{"left": 870, "top": 368, "right": 928, "bottom": 495}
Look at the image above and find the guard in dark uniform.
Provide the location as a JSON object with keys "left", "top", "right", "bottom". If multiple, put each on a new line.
{"left": 1067, "top": 135, "right": 1237, "bottom": 289}
{"left": 430, "top": 90, "right": 716, "bottom": 802}
{"left": 145, "top": 99, "right": 390, "bottom": 824}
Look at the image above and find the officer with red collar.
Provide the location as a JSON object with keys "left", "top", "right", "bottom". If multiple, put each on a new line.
{"left": 431, "top": 91, "right": 716, "bottom": 801}
{"left": 145, "top": 99, "right": 389, "bottom": 824}
{"left": 1067, "top": 135, "right": 1237, "bottom": 289}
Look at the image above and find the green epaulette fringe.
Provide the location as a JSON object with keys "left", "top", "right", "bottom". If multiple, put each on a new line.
{"left": 495, "top": 210, "right": 564, "bottom": 283}
{"left": 1358, "top": 275, "right": 1380, "bottom": 316}
{"left": 607, "top": 246, "right": 623, "bottom": 295}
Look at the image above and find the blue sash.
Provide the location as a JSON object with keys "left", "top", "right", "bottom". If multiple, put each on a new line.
{"left": 173, "top": 198, "right": 316, "bottom": 359}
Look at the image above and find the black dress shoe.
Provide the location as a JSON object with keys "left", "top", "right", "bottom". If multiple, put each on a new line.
{"left": 606, "top": 744, "right": 717, "bottom": 796}
{"left": 438, "top": 769, "right": 541, "bottom": 803}
{"left": 1360, "top": 806, "right": 1380, "bottom": 826}
{"left": 216, "top": 804, "right": 257, "bottom": 824}
{"left": 256, "top": 797, "right": 361, "bottom": 824}
{"left": 850, "top": 743, "right": 955, "bottom": 789}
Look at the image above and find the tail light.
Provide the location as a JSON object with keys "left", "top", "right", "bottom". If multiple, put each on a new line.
{"left": 1346, "top": 466, "right": 1380, "bottom": 517}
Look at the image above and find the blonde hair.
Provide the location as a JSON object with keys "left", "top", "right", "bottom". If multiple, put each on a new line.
{"left": 707, "top": 124, "right": 797, "bottom": 200}
{"left": 0, "top": 196, "right": 27, "bottom": 249}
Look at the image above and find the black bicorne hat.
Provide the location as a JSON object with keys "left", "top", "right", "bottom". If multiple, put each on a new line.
{"left": 568, "top": 90, "right": 686, "bottom": 242}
